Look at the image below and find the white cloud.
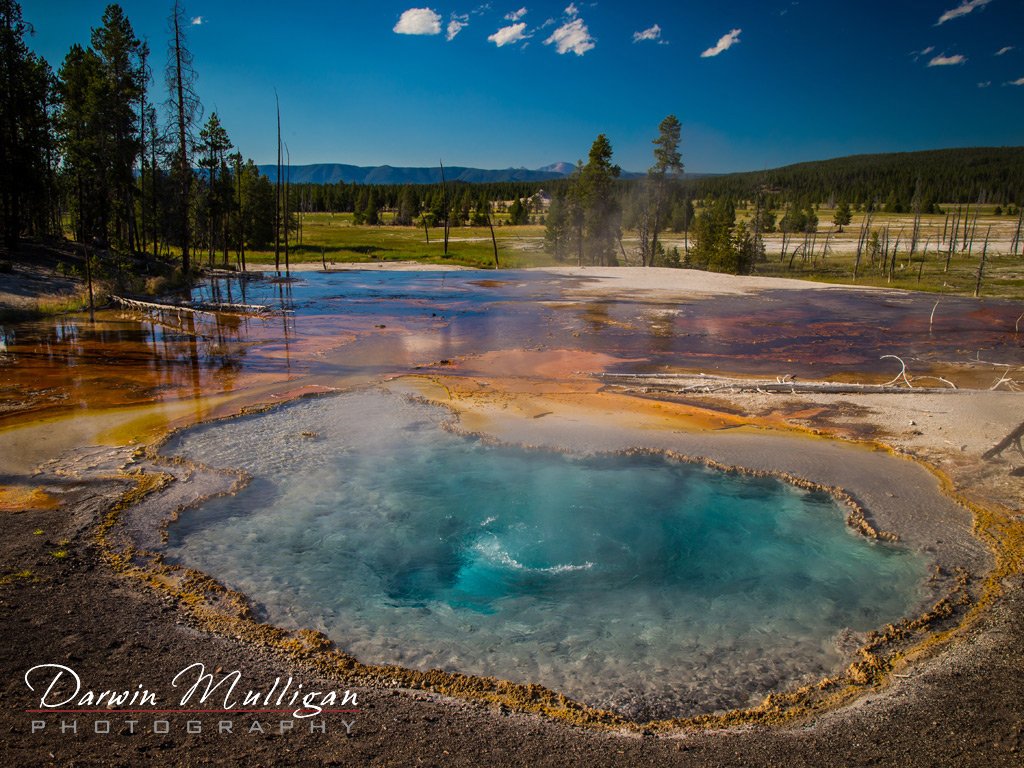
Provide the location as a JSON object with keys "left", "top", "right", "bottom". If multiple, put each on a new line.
{"left": 928, "top": 53, "right": 967, "bottom": 66}
{"left": 978, "top": 80, "right": 992, "bottom": 87}
{"left": 447, "top": 14, "right": 469, "bottom": 40}
{"left": 633, "top": 24, "right": 661, "bottom": 43}
{"left": 1008, "top": 76, "right": 1024, "bottom": 86}
{"left": 701, "top": 28, "right": 741, "bottom": 58}
{"left": 936, "top": 0, "right": 992, "bottom": 26}
{"left": 190, "top": 16, "right": 204, "bottom": 25}
{"left": 910, "top": 45, "right": 935, "bottom": 62}
{"left": 565, "top": 3, "right": 578, "bottom": 17}
{"left": 393, "top": 8, "right": 442, "bottom": 35}
{"left": 545, "top": 17, "right": 595, "bottom": 56}
{"left": 488, "top": 22, "right": 528, "bottom": 47}
{"left": 995, "top": 46, "right": 1014, "bottom": 56}
{"left": 505, "top": 7, "right": 527, "bottom": 21}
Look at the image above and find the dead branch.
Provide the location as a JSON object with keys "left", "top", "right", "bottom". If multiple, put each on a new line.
{"left": 880, "top": 354, "right": 914, "bottom": 388}
{"left": 982, "top": 421, "right": 1024, "bottom": 460}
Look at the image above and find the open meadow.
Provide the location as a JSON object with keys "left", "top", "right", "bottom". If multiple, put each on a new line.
{"left": 230, "top": 208, "right": 1024, "bottom": 298}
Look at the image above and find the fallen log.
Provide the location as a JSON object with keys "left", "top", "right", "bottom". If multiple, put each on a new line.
{"left": 595, "top": 372, "right": 963, "bottom": 396}
{"left": 190, "top": 301, "right": 270, "bottom": 314}
{"left": 111, "top": 295, "right": 269, "bottom": 316}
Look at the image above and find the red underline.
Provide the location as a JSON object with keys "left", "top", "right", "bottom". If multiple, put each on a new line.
{"left": 24, "top": 709, "right": 360, "bottom": 714}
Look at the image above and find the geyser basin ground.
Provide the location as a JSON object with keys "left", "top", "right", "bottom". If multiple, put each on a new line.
{"left": 164, "top": 390, "right": 928, "bottom": 719}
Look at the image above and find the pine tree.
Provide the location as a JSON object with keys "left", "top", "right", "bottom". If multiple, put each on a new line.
{"left": 91, "top": 4, "right": 145, "bottom": 249}
{"left": 198, "top": 112, "right": 231, "bottom": 262}
{"left": 691, "top": 198, "right": 738, "bottom": 273}
{"left": 645, "top": 115, "right": 683, "bottom": 266}
{"left": 1, "top": 0, "right": 58, "bottom": 249}
{"left": 579, "top": 134, "right": 621, "bottom": 266}
{"left": 833, "top": 200, "right": 852, "bottom": 232}
{"left": 57, "top": 44, "right": 104, "bottom": 244}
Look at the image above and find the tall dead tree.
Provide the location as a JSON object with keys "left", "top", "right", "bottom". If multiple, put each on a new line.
{"left": 966, "top": 208, "right": 980, "bottom": 258}
{"left": 166, "top": 1, "right": 201, "bottom": 274}
{"left": 945, "top": 206, "right": 961, "bottom": 272}
{"left": 439, "top": 159, "right": 450, "bottom": 255}
{"left": 1011, "top": 207, "right": 1023, "bottom": 256}
{"left": 138, "top": 41, "right": 150, "bottom": 257}
{"left": 975, "top": 226, "right": 991, "bottom": 297}
{"left": 961, "top": 202, "right": 972, "bottom": 251}
{"left": 917, "top": 236, "right": 931, "bottom": 282}
{"left": 284, "top": 142, "right": 290, "bottom": 274}
{"left": 853, "top": 208, "right": 874, "bottom": 280}
{"left": 232, "top": 151, "right": 245, "bottom": 271}
{"left": 909, "top": 180, "right": 922, "bottom": 255}
{"left": 888, "top": 227, "right": 904, "bottom": 282}
{"left": 274, "top": 91, "right": 281, "bottom": 273}
{"left": 486, "top": 201, "right": 499, "bottom": 269}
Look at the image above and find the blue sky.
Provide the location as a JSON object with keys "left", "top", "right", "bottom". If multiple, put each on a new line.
{"left": 19, "top": 0, "right": 1024, "bottom": 172}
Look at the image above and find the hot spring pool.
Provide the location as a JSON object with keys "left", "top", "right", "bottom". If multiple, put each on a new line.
{"left": 163, "top": 390, "right": 927, "bottom": 719}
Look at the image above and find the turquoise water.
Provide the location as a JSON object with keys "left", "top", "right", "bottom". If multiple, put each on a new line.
{"left": 164, "top": 391, "right": 926, "bottom": 719}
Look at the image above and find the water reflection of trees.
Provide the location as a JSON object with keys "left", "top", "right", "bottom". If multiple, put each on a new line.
{"left": 0, "top": 305, "right": 262, "bottom": 415}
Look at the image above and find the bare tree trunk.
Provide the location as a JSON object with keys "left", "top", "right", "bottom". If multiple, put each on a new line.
{"left": 974, "top": 226, "right": 991, "bottom": 297}
{"left": 439, "top": 160, "right": 449, "bottom": 256}
{"left": 961, "top": 203, "right": 971, "bottom": 251}
{"left": 909, "top": 179, "right": 922, "bottom": 255}
{"left": 649, "top": 179, "right": 665, "bottom": 268}
{"left": 172, "top": 7, "right": 191, "bottom": 274}
{"left": 208, "top": 144, "right": 216, "bottom": 265}
{"left": 945, "top": 206, "right": 960, "bottom": 272}
{"left": 853, "top": 210, "right": 872, "bottom": 280}
{"left": 966, "top": 209, "right": 980, "bottom": 259}
{"left": 138, "top": 56, "right": 148, "bottom": 258}
{"left": 1011, "top": 207, "right": 1024, "bottom": 256}
{"left": 487, "top": 207, "right": 499, "bottom": 269}
{"left": 284, "top": 142, "right": 290, "bottom": 275}
{"left": 888, "top": 227, "right": 903, "bottom": 282}
{"left": 150, "top": 123, "right": 158, "bottom": 259}
{"left": 788, "top": 244, "right": 801, "bottom": 270}
{"left": 274, "top": 92, "right": 281, "bottom": 273}
{"left": 638, "top": 203, "right": 650, "bottom": 267}
{"left": 917, "top": 236, "right": 930, "bottom": 282}
{"left": 222, "top": 158, "right": 229, "bottom": 266}
{"left": 84, "top": 244, "right": 95, "bottom": 319}
{"left": 576, "top": 218, "right": 583, "bottom": 268}
{"left": 234, "top": 155, "right": 244, "bottom": 271}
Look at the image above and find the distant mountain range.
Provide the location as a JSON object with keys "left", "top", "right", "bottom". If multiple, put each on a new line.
{"left": 257, "top": 163, "right": 567, "bottom": 185}
{"left": 256, "top": 162, "right": 664, "bottom": 185}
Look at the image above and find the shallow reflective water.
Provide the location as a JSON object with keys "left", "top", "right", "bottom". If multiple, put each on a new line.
{"left": 165, "top": 390, "right": 926, "bottom": 719}
{"left": 3, "top": 269, "right": 1022, "bottom": 425}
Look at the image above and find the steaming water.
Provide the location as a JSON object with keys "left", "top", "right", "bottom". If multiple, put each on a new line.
{"left": 164, "top": 390, "right": 926, "bottom": 719}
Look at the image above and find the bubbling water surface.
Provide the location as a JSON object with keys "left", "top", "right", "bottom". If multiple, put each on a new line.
{"left": 164, "top": 390, "right": 926, "bottom": 719}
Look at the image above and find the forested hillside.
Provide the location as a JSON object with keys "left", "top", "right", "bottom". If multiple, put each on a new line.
{"left": 689, "top": 147, "right": 1024, "bottom": 209}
